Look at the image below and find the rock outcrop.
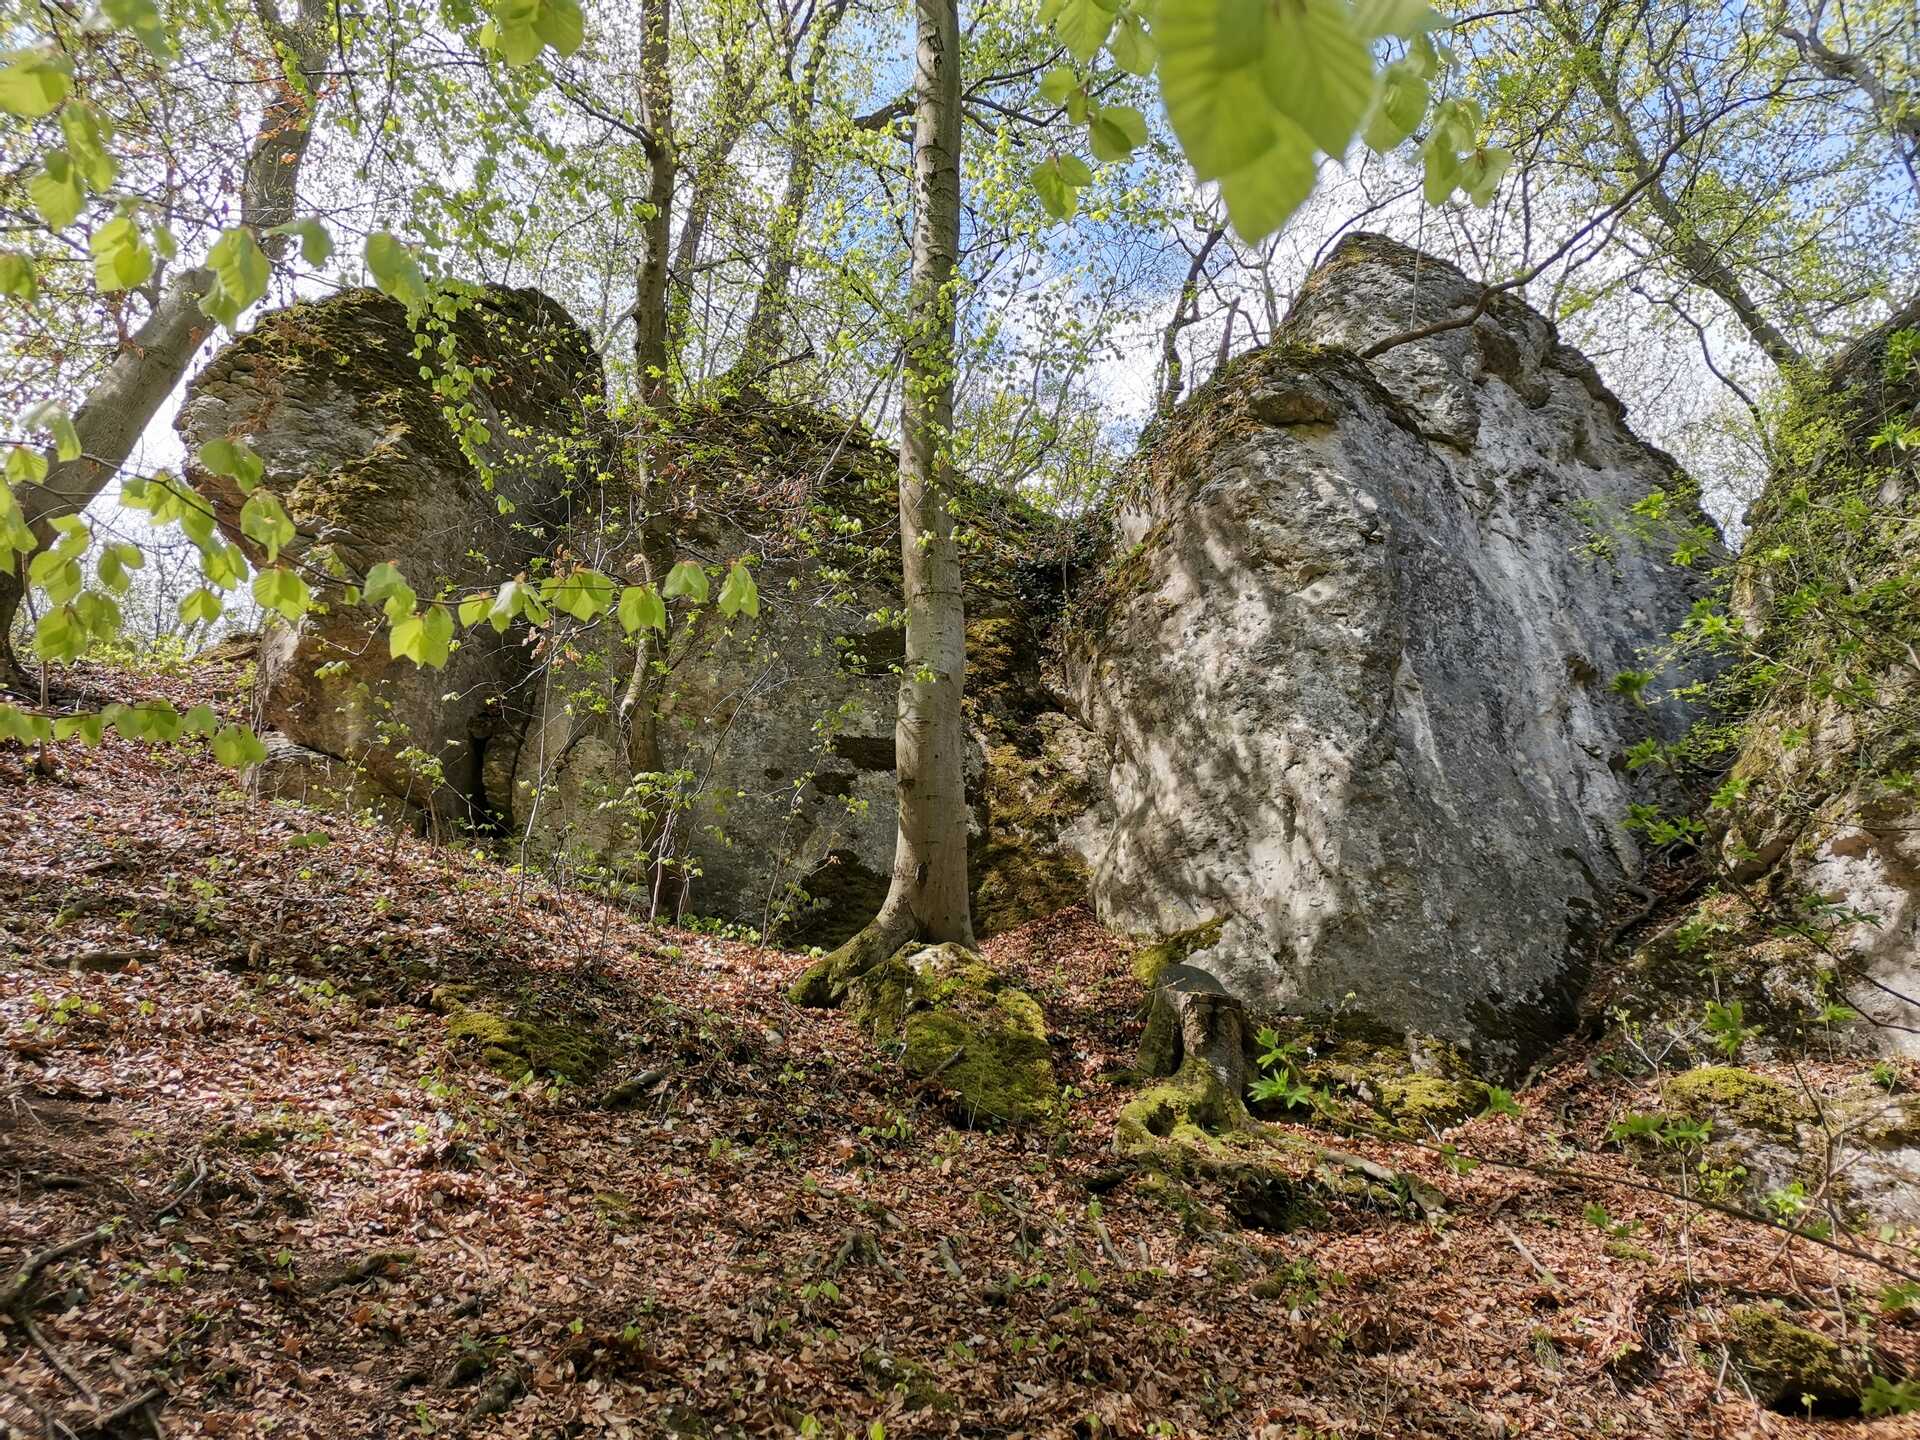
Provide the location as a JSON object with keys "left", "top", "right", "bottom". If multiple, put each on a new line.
{"left": 179, "top": 286, "right": 603, "bottom": 828}
{"left": 182, "top": 294, "right": 1074, "bottom": 941}
{"left": 1062, "top": 234, "right": 1723, "bottom": 1074}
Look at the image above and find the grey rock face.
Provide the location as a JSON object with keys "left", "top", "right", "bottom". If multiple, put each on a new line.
{"left": 1064, "top": 234, "right": 1722, "bottom": 1073}
{"left": 179, "top": 287, "right": 603, "bottom": 827}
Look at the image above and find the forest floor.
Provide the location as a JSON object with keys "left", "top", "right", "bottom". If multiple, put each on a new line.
{"left": 3, "top": 661, "right": 1918, "bottom": 1440}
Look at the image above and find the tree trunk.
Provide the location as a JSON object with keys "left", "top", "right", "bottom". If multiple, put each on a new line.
{"left": 0, "top": 0, "right": 334, "bottom": 685}
{"left": 794, "top": 0, "right": 970, "bottom": 992}
{"left": 632, "top": 0, "right": 676, "bottom": 414}
{"left": 1545, "top": 1, "right": 1807, "bottom": 375}
{"left": 730, "top": 2, "right": 848, "bottom": 390}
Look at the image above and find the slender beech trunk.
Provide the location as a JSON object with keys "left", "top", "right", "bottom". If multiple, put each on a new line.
{"left": 0, "top": 0, "right": 333, "bottom": 683}
{"left": 631, "top": 0, "right": 676, "bottom": 413}
{"left": 618, "top": 0, "right": 678, "bottom": 777}
{"left": 817, "top": 0, "right": 972, "bottom": 978}
{"left": 730, "top": 0, "right": 849, "bottom": 388}
{"left": 1545, "top": 1, "right": 1807, "bottom": 375}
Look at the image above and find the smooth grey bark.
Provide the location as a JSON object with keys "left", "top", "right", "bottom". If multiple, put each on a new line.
{"left": 1, "top": 0, "right": 333, "bottom": 682}
{"left": 830, "top": 0, "right": 972, "bottom": 971}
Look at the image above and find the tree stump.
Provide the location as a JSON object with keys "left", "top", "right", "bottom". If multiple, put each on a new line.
{"left": 1137, "top": 963, "right": 1248, "bottom": 1098}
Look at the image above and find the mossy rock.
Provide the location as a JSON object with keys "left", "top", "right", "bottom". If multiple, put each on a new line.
{"left": 1114, "top": 1058, "right": 1327, "bottom": 1232}
{"left": 1130, "top": 918, "right": 1225, "bottom": 990}
{"left": 1252, "top": 1017, "right": 1485, "bottom": 1131}
{"left": 1664, "top": 1066, "right": 1808, "bottom": 1138}
{"left": 1721, "top": 1304, "right": 1869, "bottom": 1414}
{"left": 833, "top": 943, "right": 1057, "bottom": 1126}
{"left": 432, "top": 985, "right": 608, "bottom": 1084}
{"left": 1375, "top": 1074, "right": 1488, "bottom": 1128}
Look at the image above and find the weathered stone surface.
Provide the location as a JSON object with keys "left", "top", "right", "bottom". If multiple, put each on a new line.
{"left": 498, "top": 401, "right": 1070, "bottom": 942}
{"left": 1064, "top": 233, "right": 1723, "bottom": 1074}
{"left": 1707, "top": 300, "right": 1920, "bottom": 1054}
{"left": 180, "top": 286, "right": 603, "bottom": 828}
{"left": 181, "top": 304, "right": 1084, "bottom": 940}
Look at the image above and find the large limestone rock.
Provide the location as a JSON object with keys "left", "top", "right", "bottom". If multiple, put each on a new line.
{"left": 180, "top": 286, "right": 603, "bottom": 828}
{"left": 181, "top": 296, "right": 1078, "bottom": 938}
{"left": 1064, "top": 234, "right": 1723, "bottom": 1073}
{"left": 504, "top": 401, "right": 1071, "bottom": 943}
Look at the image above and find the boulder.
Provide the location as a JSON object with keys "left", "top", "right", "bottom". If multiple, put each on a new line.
{"left": 179, "top": 286, "right": 604, "bottom": 829}
{"left": 1065, "top": 233, "right": 1723, "bottom": 1074}
{"left": 497, "top": 400, "right": 1073, "bottom": 942}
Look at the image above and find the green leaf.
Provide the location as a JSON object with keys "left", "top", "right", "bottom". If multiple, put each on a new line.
{"left": 102, "top": 0, "right": 177, "bottom": 58}
{"left": 1089, "top": 104, "right": 1148, "bottom": 162}
{"left": 390, "top": 603, "right": 453, "bottom": 667}
{"left": 1351, "top": 0, "right": 1445, "bottom": 37}
{"left": 717, "top": 561, "right": 758, "bottom": 619}
{"left": 1156, "top": 0, "right": 1275, "bottom": 181}
{"left": 89, "top": 216, "right": 153, "bottom": 292}
{"left": 252, "top": 565, "right": 312, "bottom": 622}
{"left": 30, "top": 151, "right": 85, "bottom": 229}
{"left": 485, "top": 578, "right": 532, "bottom": 632}
{"left": 268, "top": 217, "right": 333, "bottom": 267}
{"left": 59, "top": 104, "right": 116, "bottom": 191}
{"left": 196, "top": 438, "right": 264, "bottom": 492}
{"left": 1031, "top": 157, "right": 1082, "bottom": 221}
{"left": 545, "top": 566, "right": 614, "bottom": 621}
{"left": 1054, "top": 0, "right": 1116, "bottom": 62}
{"left": 1110, "top": 13, "right": 1157, "bottom": 75}
{"left": 662, "top": 559, "right": 710, "bottom": 604}
{"left": 179, "top": 587, "right": 223, "bottom": 626}
{"left": 212, "top": 723, "right": 269, "bottom": 770}
{"left": 0, "top": 54, "right": 71, "bottom": 118}
{"left": 0, "top": 251, "right": 37, "bottom": 300}
{"left": 363, "top": 561, "right": 411, "bottom": 607}
{"left": 535, "top": 0, "right": 585, "bottom": 55}
{"left": 1217, "top": 117, "right": 1319, "bottom": 239}
{"left": 33, "top": 606, "right": 86, "bottom": 663}
{"left": 207, "top": 228, "right": 270, "bottom": 310}
{"left": 97, "top": 542, "right": 143, "bottom": 594}
{"left": 1364, "top": 59, "right": 1429, "bottom": 153}
{"left": 1260, "top": 0, "right": 1373, "bottom": 157}
{"left": 7, "top": 444, "right": 48, "bottom": 487}
{"left": 365, "top": 232, "right": 429, "bottom": 309}
{"left": 1461, "top": 145, "right": 1511, "bottom": 207}
{"left": 1039, "top": 66, "right": 1079, "bottom": 104}
{"left": 618, "top": 583, "right": 666, "bottom": 635}
{"left": 240, "top": 490, "right": 297, "bottom": 562}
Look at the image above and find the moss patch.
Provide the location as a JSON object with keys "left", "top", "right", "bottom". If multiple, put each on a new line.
{"left": 1663, "top": 1066, "right": 1807, "bottom": 1138}
{"left": 432, "top": 986, "right": 608, "bottom": 1083}
{"left": 1130, "top": 918, "right": 1225, "bottom": 990}
{"left": 1721, "top": 1305, "right": 1868, "bottom": 1414}
{"left": 834, "top": 943, "right": 1057, "bottom": 1126}
{"left": 1114, "top": 1058, "right": 1328, "bottom": 1232}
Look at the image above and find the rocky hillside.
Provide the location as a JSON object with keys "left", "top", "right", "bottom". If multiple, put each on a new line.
{"left": 4, "top": 657, "right": 1918, "bottom": 1436}
{"left": 180, "top": 237, "right": 1730, "bottom": 1080}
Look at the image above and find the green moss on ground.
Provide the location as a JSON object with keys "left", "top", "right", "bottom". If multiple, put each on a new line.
{"left": 809, "top": 942, "right": 1057, "bottom": 1126}
{"left": 1721, "top": 1304, "right": 1868, "bottom": 1413}
{"left": 1664, "top": 1066, "right": 1807, "bottom": 1137}
{"left": 432, "top": 985, "right": 608, "bottom": 1083}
